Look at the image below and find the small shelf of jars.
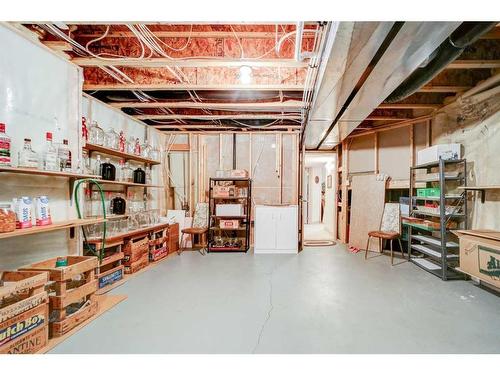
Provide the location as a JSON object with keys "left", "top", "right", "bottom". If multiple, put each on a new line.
{"left": 83, "top": 143, "right": 161, "bottom": 166}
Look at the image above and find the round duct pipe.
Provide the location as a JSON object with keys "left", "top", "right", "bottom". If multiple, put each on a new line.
{"left": 385, "top": 22, "right": 496, "bottom": 103}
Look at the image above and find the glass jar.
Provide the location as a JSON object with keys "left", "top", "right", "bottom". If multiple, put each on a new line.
{"left": 133, "top": 167, "right": 146, "bottom": 184}
{"left": 120, "top": 161, "right": 133, "bottom": 182}
{"left": 141, "top": 140, "right": 152, "bottom": 158}
{"left": 89, "top": 121, "right": 105, "bottom": 145}
{"left": 110, "top": 194, "right": 126, "bottom": 215}
{"left": 105, "top": 128, "right": 119, "bottom": 150}
{"left": 101, "top": 157, "right": 116, "bottom": 181}
{"left": 118, "top": 131, "right": 126, "bottom": 153}
{"left": 0, "top": 203, "right": 16, "bottom": 233}
{"left": 134, "top": 138, "right": 141, "bottom": 156}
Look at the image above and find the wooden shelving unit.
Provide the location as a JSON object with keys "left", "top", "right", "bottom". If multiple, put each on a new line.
{"left": 83, "top": 143, "right": 161, "bottom": 165}
{"left": 0, "top": 218, "right": 105, "bottom": 240}
{"left": 208, "top": 177, "right": 251, "bottom": 253}
{"left": 0, "top": 166, "right": 99, "bottom": 179}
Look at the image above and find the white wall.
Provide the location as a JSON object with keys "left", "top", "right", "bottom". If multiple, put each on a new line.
{"left": 307, "top": 165, "right": 323, "bottom": 224}
{"left": 0, "top": 24, "right": 82, "bottom": 269}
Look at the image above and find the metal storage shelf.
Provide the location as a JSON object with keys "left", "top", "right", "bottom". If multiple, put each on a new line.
{"left": 208, "top": 177, "right": 251, "bottom": 253}
{"left": 408, "top": 158, "right": 467, "bottom": 281}
{"left": 411, "top": 159, "right": 466, "bottom": 170}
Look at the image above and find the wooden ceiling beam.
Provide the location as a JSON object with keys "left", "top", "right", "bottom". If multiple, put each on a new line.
{"left": 83, "top": 83, "right": 304, "bottom": 91}
{"left": 135, "top": 114, "right": 302, "bottom": 120}
{"left": 377, "top": 103, "right": 442, "bottom": 110}
{"left": 417, "top": 85, "right": 471, "bottom": 93}
{"left": 110, "top": 100, "right": 304, "bottom": 110}
{"left": 480, "top": 26, "right": 500, "bottom": 39}
{"left": 72, "top": 57, "right": 309, "bottom": 68}
{"left": 152, "top": 125, "right": 302, "bottom": 130}
{"left": 446, "top": 60, "right": 500, "bottom": 69}
{"left": 75, "top": 31, "right": 317, "bottom": 39}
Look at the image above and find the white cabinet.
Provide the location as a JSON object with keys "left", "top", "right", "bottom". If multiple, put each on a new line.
{"left": 254, "top": 205, "right": 298, "bottom": 254}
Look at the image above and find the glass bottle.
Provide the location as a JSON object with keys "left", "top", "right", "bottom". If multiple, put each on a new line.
{"left": 151, "top": 145, "right": 160, "bottom": 161}
{"left": 42, "top": 132, "right": 58, "bottom": 171}
{"left": 91, "top": 190, "right": 102, "bottom": 217}
{"left": 105, "top": 128, "right": 119, "bottom": 150}
{"left": 82, "top": 150, "right": 90, "bottom": 174}
{"left": 126, "top": 136, "right": 135, "bottom": 155}
{"left": 118, "top": 131, "right": 126, "bottom": 153}
{"left": 89, "top": 121, "right": 104, "bottom": 145}
{"left": 110, "top": 194, "right": 127, "bottom": 215}
{"left": 134, "top": 138, "right": 141, "bottom": 156}
{"left": 101, "top": 157, "right": 116, "bottom": 181}
{"left": 93, "top": 154, "right": 102, "bottom": 176}
{"left": 141, "top": 140, "right": 152, "bottom": 158}
{"left": 58, "top": 139, "right": 71, "bottom": 172}
{"left": 118, "top": 159, "right": 125, "bottom": 181}
{"left": 145, "top": 166, "right": 152, "bottom": 185}
{"left": 0, "top": 123, "right": 12, "bottom": 166}
{"left": 82, "top": 117, "right": 88, "bottom": 146}
{"left": 18, "top": 138, "right": 39, "bottom": 169}
{"left": 133, "top": 167, "right": 146, "bottom": 184}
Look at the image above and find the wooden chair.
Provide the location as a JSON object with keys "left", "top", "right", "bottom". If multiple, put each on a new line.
{"left": 365, "top": 202, "right": 405, "bottom": 265}
{"left": 179, "top": 203, "right": 209, "bottom": 256}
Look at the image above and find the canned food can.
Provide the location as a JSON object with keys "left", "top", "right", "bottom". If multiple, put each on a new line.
{"left": 35, "top": 196, "right": 52, "bottom": 226}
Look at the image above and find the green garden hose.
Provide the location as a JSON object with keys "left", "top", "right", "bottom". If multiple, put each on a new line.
{"left": 73, "top": 179, "right": 107, "bottom": 262}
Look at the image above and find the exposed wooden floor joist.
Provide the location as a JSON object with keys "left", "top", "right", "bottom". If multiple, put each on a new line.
{"left": 75, "top": 31, "right": 318, "bottom": 39}
{"left": 110, "top": 100, "right": 305, "bottom": 110}
{"left": 72, "top": 57, "right": 309, "bottom": 68}
{"left": 446, "top": 60, "right": 500, "bottom": 69}
{"left": 377, "top": 103, "right": 442, "bottom": 109}
{"left": 83, "top": 84, "right": 305, "bottom": 91}
{"left": 417, "top": 85, "right": 472, "bottom": 93}
{"left": 135, "top": 114, "right": 302, "bottom": 120}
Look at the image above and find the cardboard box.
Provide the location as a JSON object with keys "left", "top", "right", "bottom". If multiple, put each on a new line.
{"left": 213, "top": 185, "right": 236, "bottom": 197}
{"left": 216, "top": 204, "right": 243, "bottom": 216}
{"left": 417, "top": 144, "right": 461, "bottom": 165}
{"left": 220, "top": 219, "right": 240, "bottom": 229}
{"left": 455, "top": 230, "right": 500, "bottom": 289}
{"left": 230, "top": 169, "right": 248, "bottom": 178}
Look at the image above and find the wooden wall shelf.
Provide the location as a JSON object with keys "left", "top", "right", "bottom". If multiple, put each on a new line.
{"left": 88, "top": 179, "right": 164, "bottom": 188}
{"left": 458, "top": 185, "right": 500, "bottom": 203}
{"left": 83, "top": 143, "right": 161, "bottom": 165}
{"left": 0, "top": 218, "right": 105, "bottom": 240}
{"left": 84, "top": 222, "right": 170, "bottom": 244}
{"left": 0, "top": 166, "right": 99, "bottom": 179}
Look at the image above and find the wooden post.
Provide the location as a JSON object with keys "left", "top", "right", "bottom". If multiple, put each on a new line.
{"left": 340, "top": 140, "right": 349, "bottom": 243}
{"left": 374, "top": 133, "right": 379, "bottom": 174}
{"left": 409, "top": 123, "right": 415, "bottom": 167}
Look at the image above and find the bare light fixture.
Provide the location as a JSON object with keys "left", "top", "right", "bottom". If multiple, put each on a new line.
{"left": 239, "top": 65, "right": 252, "bottom": 84}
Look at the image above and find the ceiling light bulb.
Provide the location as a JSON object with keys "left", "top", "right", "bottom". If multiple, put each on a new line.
{"left": 239, "top": 65, "right": 252, "bottom": 84}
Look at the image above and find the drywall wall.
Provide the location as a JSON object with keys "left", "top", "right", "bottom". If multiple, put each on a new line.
{"left": 323, "top": 155, "right": 337, "bottom": 238}
{"left": 432, "top": 86, "right": 500, "bottom": 229}
{"left": 348, "top": 134, "right": 374, "bottom": 173}
{"left": 0, "top": 24, "right": 81, "bottom": 269}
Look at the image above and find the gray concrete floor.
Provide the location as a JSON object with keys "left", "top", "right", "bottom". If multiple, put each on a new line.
{"left": 50, "top": 245, "right": 500, "bottom": 354}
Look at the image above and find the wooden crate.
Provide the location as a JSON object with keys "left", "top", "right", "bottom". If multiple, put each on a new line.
{"left": 150, "top": 227, "right": 168, "bottom": 247}
{"left": 94, "top": 241, "right": 124, "bottom": 290}
{"left": 97, "top": 265, "right": 124, "bottom": 289}
{"left": 150, "top": 245, "right": 168, "bottom": 262}
{"left": 124, "top": 252, "right": 149, "bottom": 274}
{"left": 1, "top": 270, "right": 49, "bottom": 323}
{"left": 168, "top": 223, "right": 180, "bottom": 254}
{"left": 20, "top": 256, "right": 98, "bottom": 282}
{"left": 0, "top": 302, "right": 49, "bottom": 354}
{"left": 123, "top": 235, "right": 149, "bottom": 264}
{"left": 20, "top": 256, "right": 99, "bottom": 338}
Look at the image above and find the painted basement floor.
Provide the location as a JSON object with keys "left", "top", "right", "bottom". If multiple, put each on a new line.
{"left": 50, "top": 245, "right": 500, "bottom": 354}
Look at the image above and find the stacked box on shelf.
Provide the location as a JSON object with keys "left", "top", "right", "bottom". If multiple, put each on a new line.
{"left": 86, "top": 240, "right": 125, "bottom": 291}
{"left": 123, "top": 235, "right": 150, "bottom": 274}
{"left": 0, "top": 271, "right": 49, "bottom": 354}
{"left": 20, "top": 256, "right": 99, "bottom": 338}
{"left": 149, "top": 227, "right": 168, "bottom": 262}
{"left": 168, "top": 223, "right": 179, "bottom": 255}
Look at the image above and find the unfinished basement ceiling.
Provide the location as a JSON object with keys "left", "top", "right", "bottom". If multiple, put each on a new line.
{"left": 18, "top": 21, "right": 500, "bottom": 145}
{"left": 20, "top": 22, "right": 329, "bottom": 133}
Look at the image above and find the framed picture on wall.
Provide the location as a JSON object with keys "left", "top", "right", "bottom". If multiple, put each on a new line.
{"left": 327, "top": 175, "right": 332, "bottom": 189}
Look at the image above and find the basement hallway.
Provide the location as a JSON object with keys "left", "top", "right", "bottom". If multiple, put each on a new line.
{"left": 49, "top": 246, "right": 500, "bottom": 354}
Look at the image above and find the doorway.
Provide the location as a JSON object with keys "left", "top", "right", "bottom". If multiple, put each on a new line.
{"left": 302, "top": 152, "right": 337, "bottom": 244}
